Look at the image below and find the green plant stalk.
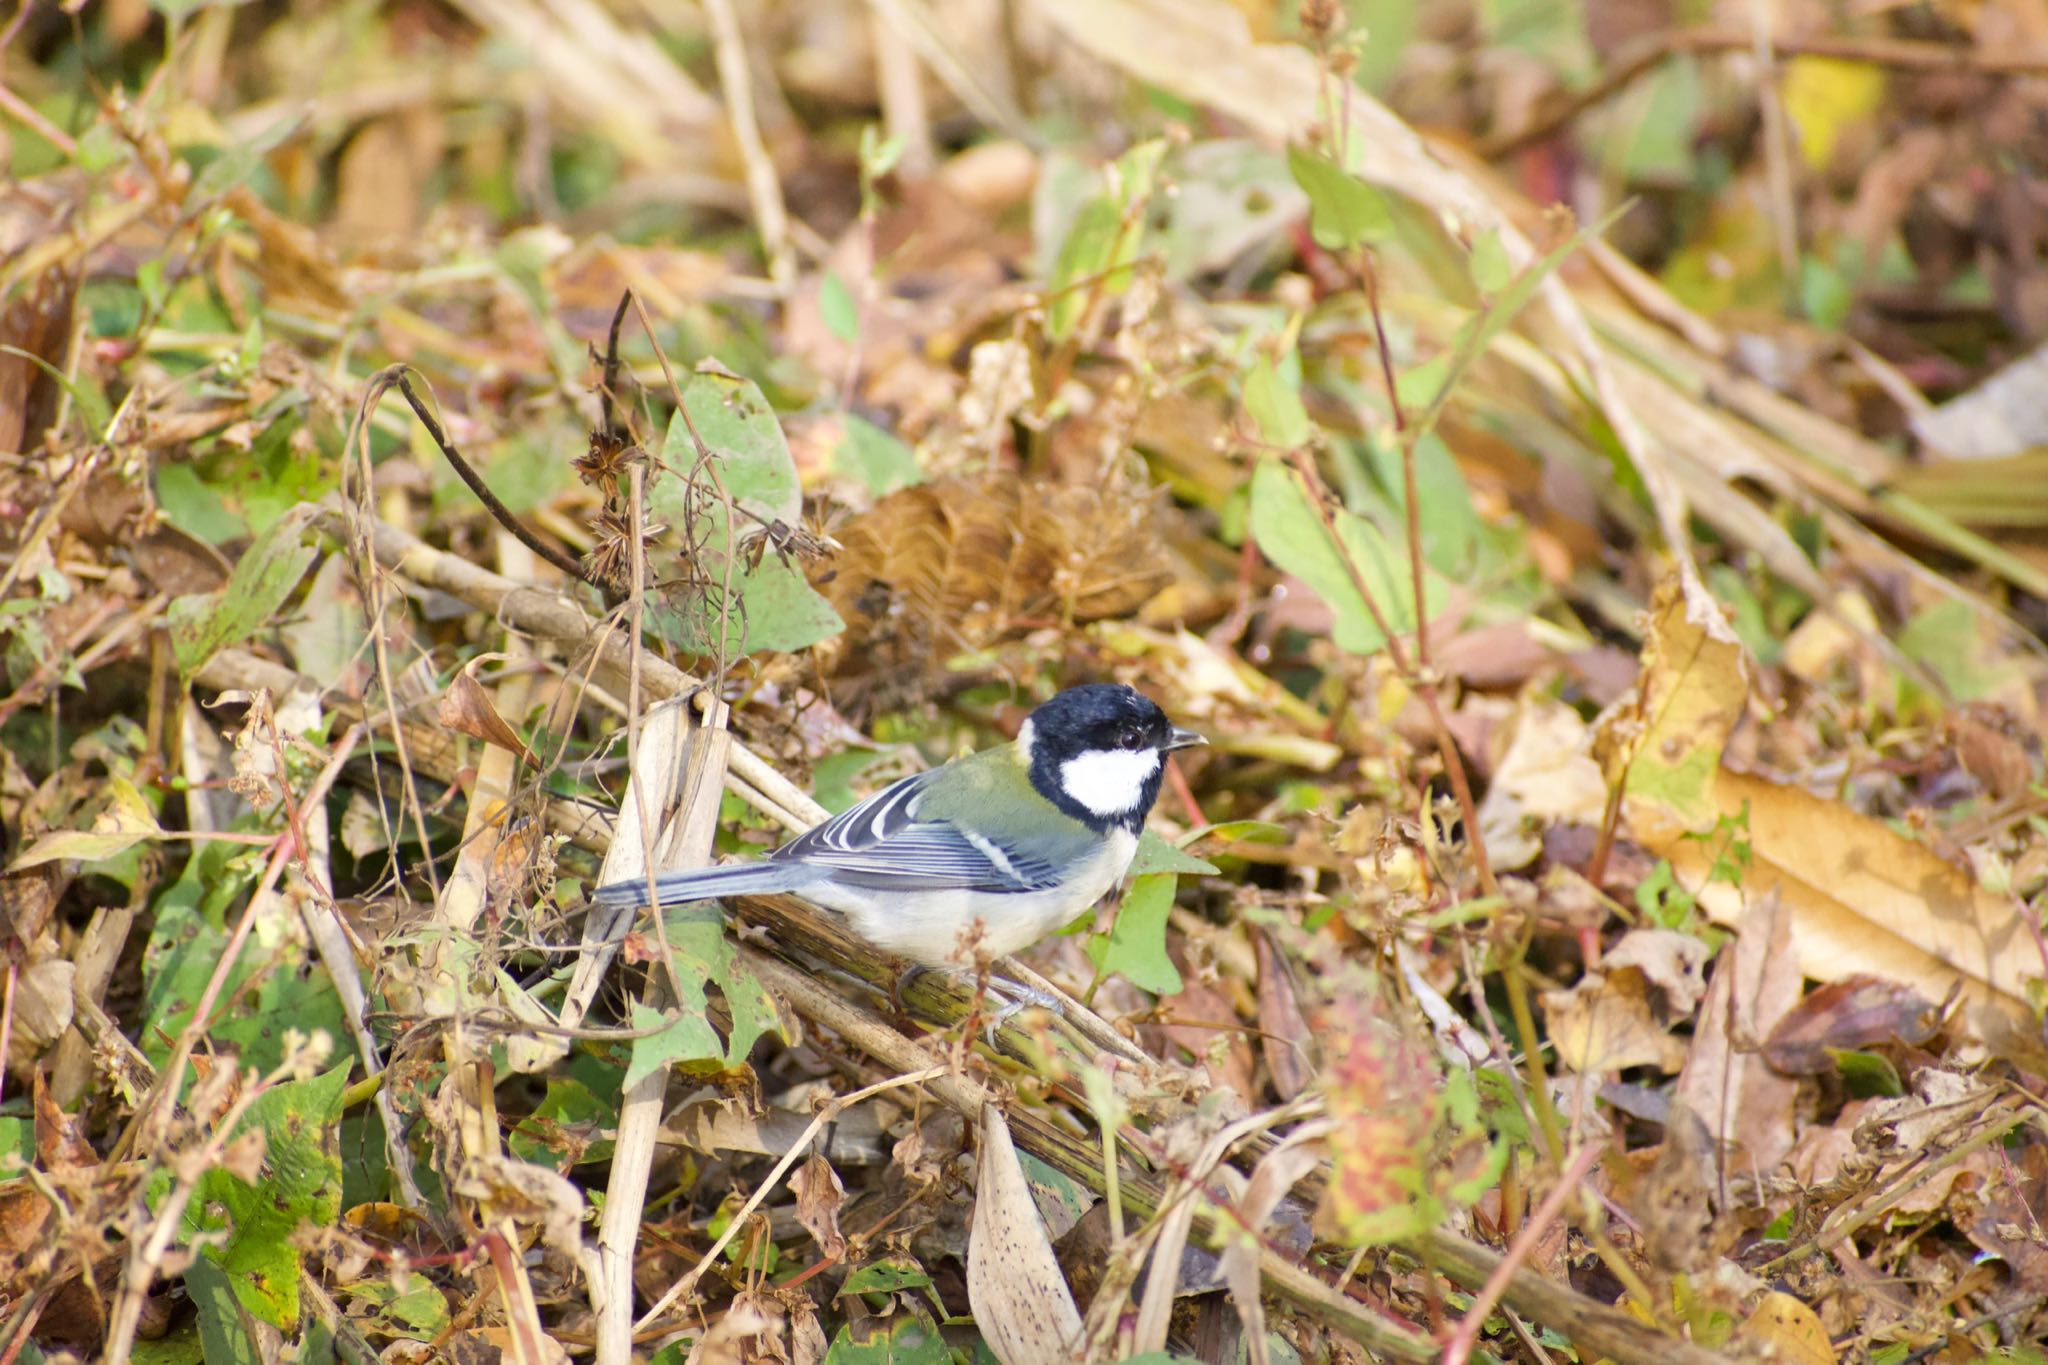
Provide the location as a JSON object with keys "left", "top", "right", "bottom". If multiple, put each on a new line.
{"left": 1500, "top": 933, "right": 1565, "bottom": 1167}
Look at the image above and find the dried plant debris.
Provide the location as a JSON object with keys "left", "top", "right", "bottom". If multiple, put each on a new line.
{"left": 10, "top": 0, "right": 2048, "bottom": 1361}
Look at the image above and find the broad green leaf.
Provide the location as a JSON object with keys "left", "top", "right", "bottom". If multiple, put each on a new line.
{"left": 1364, "top": 431, "right": 1488, "bottom": 577}
{"left": 192, "top": 1062, "right": 351, "bottom": 1328}
{"left": 657, "top": 369, "right": 802, "bottom": 526}
{"left": 1244, "top": 354, "right": 1311, "bottom": 449}
{"left": 657, "top": 553, "right": 845, "bottom": 658}
{"left": 838, "top": 1259, "right": 933, "bottom": 1296}
{"left": 187, "top": 1258, "right": 261, "bottom": 1365}
{"left": 142, "top": 838, "right": 346, "bottom": 1080}
{"left": 647, "top": 370, "right": 845, "bottom": 657}
{"left": 624, "top": 902, "right": 785, "bottom": 1085}
{"left": 156, "top": 463, "right": 247, "bottom": 545}
{"left": 166, "top": 502, "right": 321, "bottom": 678}
{"left": 821, "top": 1315, "right": 951, "bottom": 1364}
{"left": 1285, "top": 146, "right": 1392, "bottom": 250}
{"left": 9, "top": 775, "right": 163, "bottom": 870}
{"left": 1129, "top": 829, "right": 1219, "bottom": 878}
{"left": 1248, "top": 458, "right": 1445, "bottom": 655}
{"left": 510, "top": 1076, "right": 619, "bottom": 1169}
{"left": 624, "top": 1000, "right": 724, "bottom": 1089}
{"left": 835, "top": 416, "right": 923, "bottom": 497}
{"left": 1085, "top": 873, "right": 1182, "bottom": 995}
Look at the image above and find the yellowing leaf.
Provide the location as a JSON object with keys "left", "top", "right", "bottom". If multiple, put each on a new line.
{"left": 1595, "top": 575, "right": 1749, "bottom": 830}
{"left": 1737, "top": 1292, "right": 1835, "bottom": 1365}
{"left": 9, "top": 777, "right": 165, "bottom": 870}
{"left": 1781, "top": 57, "right": 1885, "bottom": 170}
{"left": 1662, "top": 770, "right": 2039, "bottom": 1053}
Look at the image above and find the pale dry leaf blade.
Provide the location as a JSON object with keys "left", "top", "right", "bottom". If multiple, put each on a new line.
{"left": 967, "top": 1103, "right": 1083, "bottom": 1365}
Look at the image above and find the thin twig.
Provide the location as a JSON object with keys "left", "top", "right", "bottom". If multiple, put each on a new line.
{"left": 1441, "top": 1142, "right": 1601, "bottom": 1365}
{"left": 634, "top": 1065, "right": 949, "bottom": 1331}
{"left": 391, "top": 371, "right": 598, "bottom": 588}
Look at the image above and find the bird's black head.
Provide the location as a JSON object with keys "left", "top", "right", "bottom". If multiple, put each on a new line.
{"left": 1018, "top": 684, "right": 1204, "bottom": 834}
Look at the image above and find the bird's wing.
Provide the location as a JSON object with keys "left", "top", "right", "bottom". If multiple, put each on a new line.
{"left": 771, "top": 768, "right": 1062, "bottom": 893}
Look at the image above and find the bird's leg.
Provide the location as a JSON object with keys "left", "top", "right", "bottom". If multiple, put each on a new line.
{"left": 891, "top": 963, "right": 1062, "bottom": 1041}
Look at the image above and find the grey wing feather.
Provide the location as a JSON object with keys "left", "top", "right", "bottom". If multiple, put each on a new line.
{"left": 589, "top": 860, "right": 829, "bottom": 908}
{"left": 590, "top": 767, "right": 1057, "bottom": 909}
{"left": 773, "top": 770, "right": 1060, "bottom": 893}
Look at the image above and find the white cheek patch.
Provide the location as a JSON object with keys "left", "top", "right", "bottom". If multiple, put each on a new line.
{"left": 1059, "top": 748, "right": 1161, "bottom": 817}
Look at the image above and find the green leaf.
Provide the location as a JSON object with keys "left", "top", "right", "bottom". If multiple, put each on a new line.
{"left": 624, "top": 1000, "right": 724, "bottom": 1089}
{"left": 1182, "top": 819, "right": 1289, "bottom": 847}
{"left": 1048, "top": 195, "right": 1122, "bottom": 340}
{"left": 821, "top": 1315, "right": 952, "bottom": 1364}
{"left": 1129, "top": 829, "right": 1219, "bottom": 878}
{"left": 662, "top": 371, "right": 798, "bottom": 519}
{"left": 820, "top": 271, "right": 860, "bottom": 344}
{"left": 838, "top": 1258, "right": 933, "bottom": 1296}
{"left": 156, "top": 463, "right": 248, "bottom": 545}
{"left": 1085, "top": 873, "right": 1182, "bottom": 995}
{"left": 192, "top": 1062, "right": 351, "bottom": 1329}
{"left": 835, "top": 415, "right": 923, "bottom": 497}
{"left": 0, "top": 343, "right": 111, "bottom": 437}
{"left": 1468, "top": 228, "right": 1512, "bottom": 293}
{"left": 510, "top": 1075, "right": 619, "bottom": 1170}
{"left": 192, "top": 113, "right": 300, "bottom": 201}
{"left": 1047, "top": 140, "right": 1166, "bottom": 339}
{"left": 166, "top": 502, "right": 321, "bottom": 678}
{"left": 656, "top": 553, "right": 845, "bottom": 657}
{"left": 187, "top": 1258, "right": 261, "bottom": 1365}
{"left": 1285, "top": 145, "right": 1392, "bottom": 250}
{"left": 1244, "top": 354, "right": 1311, "bottom": 449}
{"left": 142, "top": 837, "right": 346, "bottom": 1079}
{"left": 623, "top": 902, "right": 785, "bottom": 1085}
{"left": 648, "top": 370, "right": 845, "bottom": 657}
{"left": 1248, "top": 458, "right": 1445, "bottom": 654}
{"left": 9, "top": 775, "right": 163, "bottom": 870}
{"left": 1408, "top": 203, "right": 1631, "bottom": 448}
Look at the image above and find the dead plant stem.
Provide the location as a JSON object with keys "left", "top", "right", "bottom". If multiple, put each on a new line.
{"left": 1282, "top": 449, "right": 1494, "bottom": 895}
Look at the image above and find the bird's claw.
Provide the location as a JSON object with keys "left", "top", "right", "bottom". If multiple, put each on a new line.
{"left": 891, "top": 965, "right": 1061, "bottom": 1042}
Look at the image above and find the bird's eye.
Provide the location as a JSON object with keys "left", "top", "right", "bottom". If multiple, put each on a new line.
{"left": 1118, "top": 727, "right": 1143, "bottom": 749}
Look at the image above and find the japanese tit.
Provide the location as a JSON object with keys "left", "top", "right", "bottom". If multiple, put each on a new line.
{"left": 591, "top": 684, "right": 1205, "bottom": 967}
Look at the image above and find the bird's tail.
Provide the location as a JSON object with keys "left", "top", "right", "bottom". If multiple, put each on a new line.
{"left": 589, "top": 860, "right": 828, "bottom": 909}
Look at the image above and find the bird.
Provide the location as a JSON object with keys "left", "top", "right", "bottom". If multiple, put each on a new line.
{"left": 590, "top": 683, "right": 1205, "bottom": 970}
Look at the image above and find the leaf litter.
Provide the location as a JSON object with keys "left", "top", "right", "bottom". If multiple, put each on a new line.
{"left": 7, "top": 0, "right": 2048, "bottom": 1362}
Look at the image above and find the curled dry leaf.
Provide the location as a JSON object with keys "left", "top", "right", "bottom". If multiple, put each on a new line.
{"left": 966, "top": 1103, "right": 1083, "bottom": 1365}
{"left": 1674, "top": 889, "right": 1802, "bottom": 1176}
{"left": 437, "top": 655, "right": 542, "bottom": 769}
{"left": 1476, "top": 699, "right": 1607, "bottom": 871}
{"left": 1762, "top": 976, "right": 1942, "bottom": 1075}
{"left": 1541, "top": 964, "right": 1690, "bottom": 1075}
{"left": 1607, "top": 576, "right": 2038, "bottom": 1054}
{"left": 792, "top": 1153, "right": 847, "bottom": 1260}
{"left": 1633, "top": 1101, "right": 1716, "bottom": 1274}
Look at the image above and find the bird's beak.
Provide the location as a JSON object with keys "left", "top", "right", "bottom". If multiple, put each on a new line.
{"left": 1165, "top": 726, "right": 1207, "bottom": 752}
